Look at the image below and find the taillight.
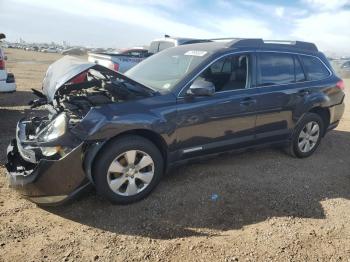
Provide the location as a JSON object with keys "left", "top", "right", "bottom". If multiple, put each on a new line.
{"left": 113, "top": 63, "right": 119, "bottom": 72}
{"left": 0, "top": 59, "right": 4, "bottom": 70}
{"left": 70, "top": 72, "right": 87, "bottom": 84}
{"left": 336, "top": 80, "right": 345, "bottom": 90}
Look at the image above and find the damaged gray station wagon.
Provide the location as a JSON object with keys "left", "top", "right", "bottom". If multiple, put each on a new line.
{"left": 5, "top": 39, "right": 345, "bottom": 205}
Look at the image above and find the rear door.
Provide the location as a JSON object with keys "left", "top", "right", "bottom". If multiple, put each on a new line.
{"left": 254, "top": 52, "right": 308, "bottom": 143}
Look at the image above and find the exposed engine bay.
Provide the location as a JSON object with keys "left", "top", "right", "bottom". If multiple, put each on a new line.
{"left": 11, "top": 56, "right": 155, "bottom": 162}
{"left": 31, "top": 68, "right": 152, "bottom": 123}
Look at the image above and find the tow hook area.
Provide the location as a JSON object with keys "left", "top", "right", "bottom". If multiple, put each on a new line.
{"left": 5, "top": 139, "right": 36, "bottom": 176}
{"left": 5, "top": 139, "right": 90, "bottom": 205}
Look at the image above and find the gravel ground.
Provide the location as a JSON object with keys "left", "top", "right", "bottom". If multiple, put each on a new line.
{"left": 0, "top": 49, "right": 350, "bottom": 262}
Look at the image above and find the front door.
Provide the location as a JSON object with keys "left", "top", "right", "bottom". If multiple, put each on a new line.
{"left": 175, "top": 53, "right": 258, "bottom": 159}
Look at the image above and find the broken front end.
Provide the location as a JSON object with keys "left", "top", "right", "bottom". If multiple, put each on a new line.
{"left": 6, "top": 113, "right": 89, "bottom": 205}
{"left": 5, "top": 56, "right": 154, "bottom": 205}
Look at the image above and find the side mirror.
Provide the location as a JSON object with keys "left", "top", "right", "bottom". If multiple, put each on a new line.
{"left": 4, "top": 56, "right": 7, "bottom": 61}
{"left": 187, "top": 79, "right": 215, "bottom": 97}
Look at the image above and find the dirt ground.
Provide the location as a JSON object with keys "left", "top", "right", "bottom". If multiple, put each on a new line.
{"left": 0, "top": 49, "right": 350, "bottom": 262}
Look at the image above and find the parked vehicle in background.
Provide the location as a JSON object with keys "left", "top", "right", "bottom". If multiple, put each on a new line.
{"left": 61, "top": 47, "right": 86, "bottom": 56}
{"left": 0, "top": 33, "right": 16, "bottom": 93}
{"left": 24, "top": 46, "right": 39, "bottom": 52}
{"left": 148, "top": 35, "right": 210, "bottom": 54}
{"left": 88, "top": 36, "right": 210, "bottom": 72}
{"left": 5, "top": 38, "right": 345, "bottom": 205}
{"left": 88, "top": 48, "right": 150, "bottom": 73}
{"left": 42, "top": 47, "right": 58, "bottom": 53}
{"left": 341, "top": 61, "right": 350, "bottom": 70}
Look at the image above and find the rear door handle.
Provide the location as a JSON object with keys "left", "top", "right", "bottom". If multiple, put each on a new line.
{"left": 240, "top": 97, "right": 257, "bottom": 106}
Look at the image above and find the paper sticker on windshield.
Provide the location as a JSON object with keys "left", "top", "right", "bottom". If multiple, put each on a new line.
{"left": 184, "top": 50, "right": 207, "bottom": 56}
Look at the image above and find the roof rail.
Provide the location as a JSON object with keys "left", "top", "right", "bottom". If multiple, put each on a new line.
{"left": 209, "top": 37, "right": 240, "bottom": 42}
{"left": 263, "top": 40, "right": 318, "bottom": 52}
{"left": 228, "top": 38, "right": 318, "bottom": 52}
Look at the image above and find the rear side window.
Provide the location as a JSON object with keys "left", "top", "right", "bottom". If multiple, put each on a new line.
{"left": 257, "top": 53, "right": 295, "bottom": 86}
{"left": 301, "top": 56, "right": 330, "bottom": 80}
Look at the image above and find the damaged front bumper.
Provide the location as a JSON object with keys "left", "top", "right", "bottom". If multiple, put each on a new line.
{"left": 5, "top": 120, "right": 90, "bottom": 205}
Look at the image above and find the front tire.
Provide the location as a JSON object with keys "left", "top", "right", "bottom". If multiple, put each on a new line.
{"left": 288, "top": 113, "right": 324, "bottom": 158}
{"left": 93, "top": 135, "right": 164, "bottom": 204}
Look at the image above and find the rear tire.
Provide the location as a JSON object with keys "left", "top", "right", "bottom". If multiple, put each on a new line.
{"left": 93, "top": 135, "right": 164, "bottom": 204}
{"left": 287, "top": 113, "right": 324, "bottom": 158}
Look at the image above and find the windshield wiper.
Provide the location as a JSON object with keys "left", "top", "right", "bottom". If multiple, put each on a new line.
{"left": 112, "top": 79, "right": 156, "bottom": 96}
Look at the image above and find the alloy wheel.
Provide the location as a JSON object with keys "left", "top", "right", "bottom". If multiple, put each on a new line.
{"left": 298, "top": 121, "right": 320, "bottom": 153}
{"left": 106, "top": 150, "right": 154, "bottom": 196}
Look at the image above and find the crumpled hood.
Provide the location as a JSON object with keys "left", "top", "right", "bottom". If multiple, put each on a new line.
{"left": 42, "top": 55, "right": 154, "bottom": 102}
{"left": 42, "top": 56, "right": 96, "bottom": 102}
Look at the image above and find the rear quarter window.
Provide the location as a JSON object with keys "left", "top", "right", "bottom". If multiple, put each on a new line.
{"left": 301, "top": 56, "right": 330, "bottom": 81}
{"left": 295, "top": 56, "right": 306, "bottom": 82}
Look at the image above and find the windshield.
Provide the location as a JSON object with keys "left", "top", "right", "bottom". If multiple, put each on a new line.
{"left": 125, "top": 47, "right": 211, "bottom": 92}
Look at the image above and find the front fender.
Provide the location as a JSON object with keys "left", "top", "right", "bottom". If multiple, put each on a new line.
{"left": 72, "top": 100, "right": 177, "bottom": 144}
{"left": 82, "top": 141, "right": 106, "bottom": 184}
{"left": 73, "top": 99, "right": 177, "bottom": 181}
{"left": 87, "top": 113, "right": 168, "bottom": 141}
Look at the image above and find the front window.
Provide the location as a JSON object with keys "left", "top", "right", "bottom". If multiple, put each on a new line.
{"left": 193, "top": 54, "right": 249, "bottom": 92}
{"left": 125, "top": 47, "right": 211, "bottom": 92}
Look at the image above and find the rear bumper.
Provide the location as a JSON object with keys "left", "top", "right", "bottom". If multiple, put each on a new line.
{"left": 0, "top": 80, "right": 16, "bottom": 92}
{"left": 328, "top": 101, "right": 345, "bottom": 131}
{"left": 0, "top": 72, "right": 16, "bottom": 92}
{"left": 5, "top": 138, "right": 90, "bottom": 205}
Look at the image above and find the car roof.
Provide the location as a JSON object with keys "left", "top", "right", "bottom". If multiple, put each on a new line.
{"left": 168, "top": 38, "right": 320, "bottom": 56}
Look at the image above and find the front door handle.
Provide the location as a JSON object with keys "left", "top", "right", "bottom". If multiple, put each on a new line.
{"left": 298, "top": 90, "right": 310, "bottom": 97}
{"left": 240, "top": 97, "right": 257, "bottom": 106}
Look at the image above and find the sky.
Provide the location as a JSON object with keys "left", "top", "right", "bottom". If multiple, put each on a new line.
{"left": 1, "top": 0, "right": 350, "bottom": 55}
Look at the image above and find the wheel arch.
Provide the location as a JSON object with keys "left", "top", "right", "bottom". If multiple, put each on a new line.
{"left": 83, "top": 129, "right": 168, "bottom": 184}
{"left": 308, "top": 106, "right": 330, "bottom": 136}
